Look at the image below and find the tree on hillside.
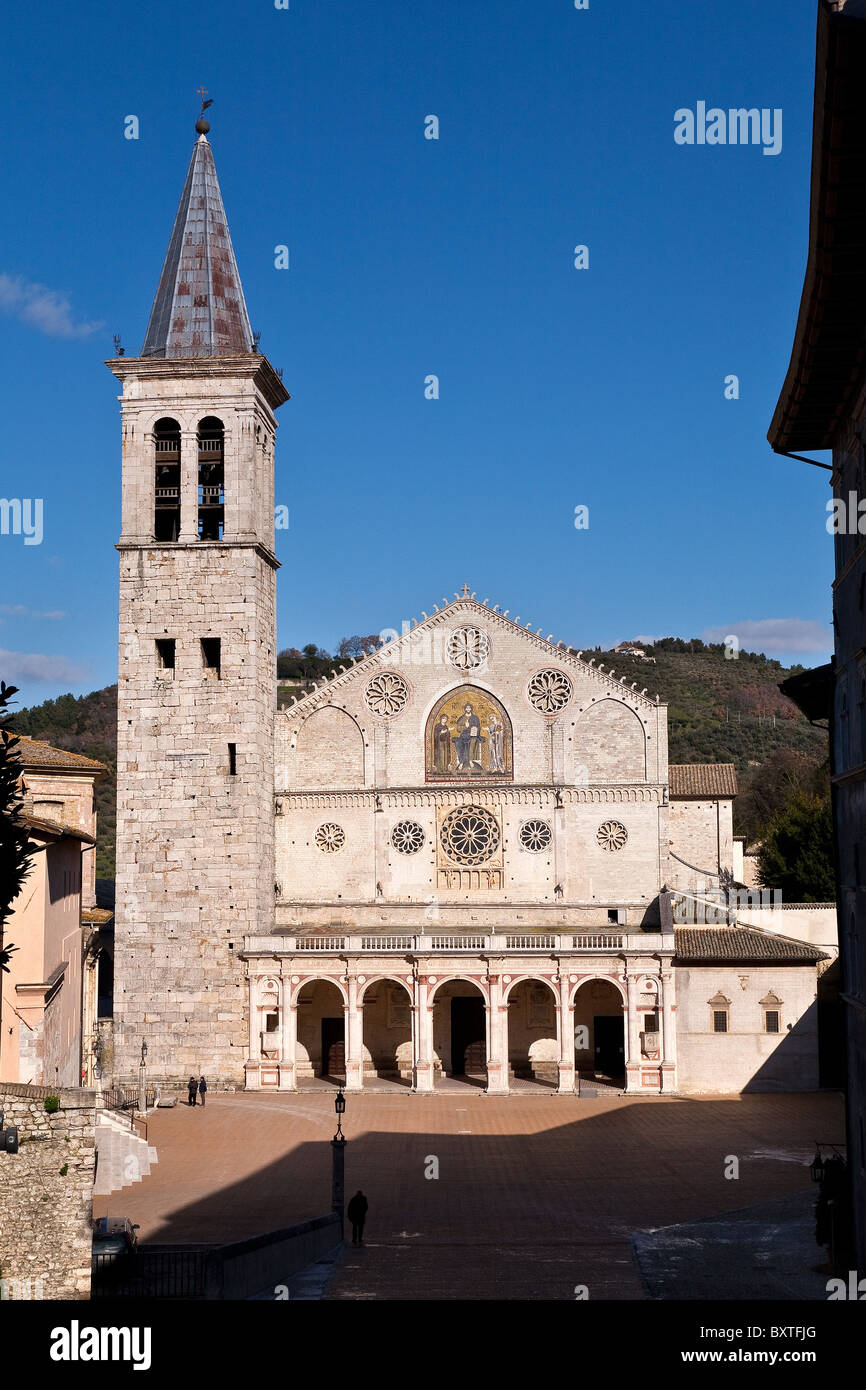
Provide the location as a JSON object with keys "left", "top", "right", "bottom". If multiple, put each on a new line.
{"left": 736, "top": 748, "right": 829, "bottom": 844}
{"left": 337, "top": 634, "right": 383, "bottom": 659}
{"left": 276, "top": 645, "right": 334, "bottom": 680}
{"left": 0, "top": 682, "right": 35, "bottom": 978}
{"left": 756, "top": 793, "right": 835, "bottom": 902}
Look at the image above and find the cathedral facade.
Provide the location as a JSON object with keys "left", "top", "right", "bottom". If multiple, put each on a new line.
{"left": 109, "top": 128, "right": 825, "bottom": 1096}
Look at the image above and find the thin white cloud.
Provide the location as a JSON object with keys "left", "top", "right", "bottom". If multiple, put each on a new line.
{"left": 0, "top": 649, "right": 87, "bottom": 684}
{"left": 0, "top": 273, "right": 103, "bottom": 340}
{"left": 701, "top": 618, "right": 832, "bottom": 655}
{"left": 0, "top": 605, "right": 66, "bottom": 620}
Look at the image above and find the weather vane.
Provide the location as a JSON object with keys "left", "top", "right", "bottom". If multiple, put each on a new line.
{"left": 196, "top": 87, "right": 214, "bottom": 136}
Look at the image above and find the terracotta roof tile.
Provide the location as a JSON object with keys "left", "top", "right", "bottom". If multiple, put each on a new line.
{"left": 669, "top": 763, "right": 738, "bottom": 798}
{"left": 21, "top": 813, "right": 97, "bottom": 845}
{"left": 675, "top": 926, "right": 826, "bottom": 963}
{"left": 16, "top": 736, "right": 107, "bottom": 774}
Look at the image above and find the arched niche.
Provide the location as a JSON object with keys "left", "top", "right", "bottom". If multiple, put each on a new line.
{"left": 295, "top": 705, "right": 365, "bottom": 788}
{"left": 425, "top": 686, "right": 512, "bottom": 782}
{"left": 573, "top": 699, "right": 647, "bottom": 781}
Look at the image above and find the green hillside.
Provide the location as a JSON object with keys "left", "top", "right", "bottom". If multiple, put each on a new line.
{"left": 12, "top": 638, "right": 829, "bottom": 876}
{"left": 591, "top": 640, "right": 827, "bottom": 768}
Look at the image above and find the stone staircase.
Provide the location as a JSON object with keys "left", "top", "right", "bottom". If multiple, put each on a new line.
{"left": 94, "top": 1110, "right": 158, "bottom": 1197}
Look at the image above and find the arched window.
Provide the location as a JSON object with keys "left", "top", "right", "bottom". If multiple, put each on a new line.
{"left": 153, "top": 417, "right": 181, "bottom": 541}
{"left": 197, "top": 416, "right": 224, "bottom": 540}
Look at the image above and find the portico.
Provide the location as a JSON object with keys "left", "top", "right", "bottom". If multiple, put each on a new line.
{"left": 242, "top": 932, "right": 676, "bottom": 1096}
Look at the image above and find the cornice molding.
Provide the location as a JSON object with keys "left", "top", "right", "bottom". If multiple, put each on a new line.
{"left": 275, "top": 783, "right": 664, "bottom": 810}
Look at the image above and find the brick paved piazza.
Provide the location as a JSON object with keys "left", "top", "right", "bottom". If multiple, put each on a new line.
{"left": 94, "top": 1090, "right": 844, "bottom": 1300}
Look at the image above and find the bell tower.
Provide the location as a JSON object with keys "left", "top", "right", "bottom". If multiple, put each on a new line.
{"left": 108, "top": 117, "right": 289, "bottom": 1086}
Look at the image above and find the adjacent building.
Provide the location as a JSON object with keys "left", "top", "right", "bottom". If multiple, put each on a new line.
{"left": 0, "top": 739, "right": 109, "bottom": 1087}
{"left": 768, "top": 0, "right": 866, "bottom": 1268}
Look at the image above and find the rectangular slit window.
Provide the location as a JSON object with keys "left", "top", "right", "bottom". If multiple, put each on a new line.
{"left": 202, "top": 637, "right": 221, "bottom": 678}
{"left": 228, "top": 743, "right": 237, "bottom": 776}
{"left": 156, "top": 638, "right": 175, "bottom": 672}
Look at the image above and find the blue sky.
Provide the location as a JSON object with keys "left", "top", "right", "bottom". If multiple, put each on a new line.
{"left": 0, "top": 0, "right": 833, "bottom": 703}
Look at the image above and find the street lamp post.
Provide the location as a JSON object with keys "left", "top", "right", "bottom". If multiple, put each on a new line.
{"left": 137, "top": 1039, "right": 148, "bottom": 1119}
{"left": 331, "top": 1087, "right": 347, "bottom": 1240}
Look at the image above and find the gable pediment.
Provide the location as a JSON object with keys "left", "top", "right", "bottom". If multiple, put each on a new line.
{"left": 281, "top": 593, "right": 663, "bottom": 727}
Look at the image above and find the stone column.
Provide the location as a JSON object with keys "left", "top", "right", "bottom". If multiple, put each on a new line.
{"left": 224, "top": 417, "right": 241, "bottom": 541}
{"left": 345, "top": 976, "right": 364, "bottom": 1091}
{"left": 624, "top": 971, "right": 642, "bottom": 1093}
{"left": 557, "top": 975, "right": 575, "bottom": 1094}
{"left": 414, "top": 974, "right": 435, "bottom": 1092}
{"left": 485, "top": 971, "right": 509, "bottom": 1095}
{"left": 178, "top": 429, "right": 199, "bottom": 542}
{"left": 660, "top": 969, "right": 677, "bottom": 1093}
{"left": 244, "top": 977, "right": 261, "bottom": 1091}
{"left": 279, "top": 976, "right": 297, "bottom": 1091}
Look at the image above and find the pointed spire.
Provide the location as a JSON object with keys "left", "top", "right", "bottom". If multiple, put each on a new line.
{"left": 142, "top": 130, "right": 254, "bottom": 358}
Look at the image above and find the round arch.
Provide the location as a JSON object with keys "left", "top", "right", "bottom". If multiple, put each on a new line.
{"left": 428, "top": 976, "right": 489, "bottom": 1004}
{"left": 151, "top": 415, "right": 181, "bottom": 437}
{"left": 424, "top": 685, "right": 513, "bottom": 781}
{"left": 506, "top": 977, "right": 559, "bottom": 1087}
{"left": 571, "top": 975, "right": 626, "bottom": 1084}
{"left": 428, "top": 977, "right": 488, "bottom": 1085}
{"left": 291, "top": 702, "right": 366, "bottom": 750}
{"left": 502, "top": 974, "right": 558, "bottom": 1005}
{"left": 197, "top": 414, "right": 225, "bottom": 436}
{"left": 568, "top": 974, "right": 626, "bottom": 1007}
{"left": 292, "top": 975, "right": 348, "bottom": 1008}
{"left": 358, "top": 975, "right": 413, "bottom": 1002}
{"left": 573, "top": 698, "right": 647, "bottom": 781}
{"left": 359, "top": 976, "right": 414, "bottom": 1087}
{"left": 294, "top": 704, "right": 366, "bottom": 788}
{"left": 294, "top": 977, "right": 348, "bottom": 1083}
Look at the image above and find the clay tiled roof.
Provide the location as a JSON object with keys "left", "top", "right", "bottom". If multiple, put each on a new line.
{"left": 16, "top": 737, "right": 106, "bottom": 774}
{"left": 669, "top": 763, "right": 738, "bottom": 798}
{"left": 21, "top": 813, "right": 96, "bottom": 846}
{"left": 675, "top": 926, "right": 826, "bottom": 964}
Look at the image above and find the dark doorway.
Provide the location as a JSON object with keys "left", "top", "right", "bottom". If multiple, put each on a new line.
{"left": 321, "top": 1017, "right": 345, "bottom": 1079}
{"left": 451, "top": 997, "right": 486, "bottom": 1075}
{"left": 593, "top": 1015, "right": 625, "bottom": 1077}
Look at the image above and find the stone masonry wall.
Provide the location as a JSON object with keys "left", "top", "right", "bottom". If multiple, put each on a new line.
{"left": 0, "top": 1082, "right": 95, "bottom": 1300}
{"left": 114, "top": 546, "right": 275, "bottom": 1087}
{"left": 111, "top": 357, "right": 284, "bottom": 1090}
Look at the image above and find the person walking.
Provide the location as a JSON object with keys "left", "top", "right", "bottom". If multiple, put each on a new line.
{"left": 198, "top": 1075, "right": 207, "bottom": 1108}
{"left": 347, "top": 1189, "right": 368, "bottom": 1247}
{"left": 187, "top": 1076, "right": 197, "bottom": 1107}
